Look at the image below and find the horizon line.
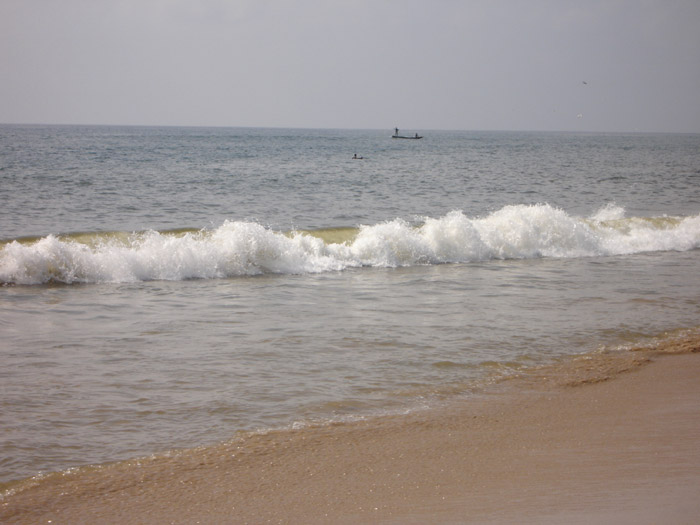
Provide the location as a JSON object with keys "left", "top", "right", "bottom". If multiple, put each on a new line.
{"left": 1, "top": 122, "right": 698, "bottom": 135}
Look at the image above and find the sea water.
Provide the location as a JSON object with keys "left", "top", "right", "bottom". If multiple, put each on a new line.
{"left": 1, "top": 125, "right": 699, "bottom": 484}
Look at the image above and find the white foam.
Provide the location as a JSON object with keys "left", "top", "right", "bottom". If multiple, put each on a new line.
{"left": 2, "top": 204, "right": 699, "bottom": 285}
{"left": 590, "top": 203, "right": 626, "bottom": 222}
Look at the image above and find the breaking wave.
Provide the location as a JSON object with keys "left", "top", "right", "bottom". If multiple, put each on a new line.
{"left": 2, "top": 204, "right": 699, "bottom": 285}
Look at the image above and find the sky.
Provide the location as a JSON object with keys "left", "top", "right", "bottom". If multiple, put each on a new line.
{"left": 1, "top": 0, "right": 699, "bottom": 132}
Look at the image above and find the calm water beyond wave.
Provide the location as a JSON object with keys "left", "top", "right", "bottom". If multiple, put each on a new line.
{"left": 1, "top": 125, "right": 699, "bottom": 484}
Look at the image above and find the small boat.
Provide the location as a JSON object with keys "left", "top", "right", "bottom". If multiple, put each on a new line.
{"left": 391, "top": 129, "right": 423, "bottom": 140}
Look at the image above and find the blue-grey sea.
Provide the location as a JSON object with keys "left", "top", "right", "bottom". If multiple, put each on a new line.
{"left": 1, "top": 125, "right": 699, "bottom": 484}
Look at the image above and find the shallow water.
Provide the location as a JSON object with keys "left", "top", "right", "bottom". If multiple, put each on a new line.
{"left": 1, "top": 126, "right": 699, "bottom": 483}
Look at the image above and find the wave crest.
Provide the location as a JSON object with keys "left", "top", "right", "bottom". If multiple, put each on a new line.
{"left": 2, "top": 204, "right": 698, "bottom": 285}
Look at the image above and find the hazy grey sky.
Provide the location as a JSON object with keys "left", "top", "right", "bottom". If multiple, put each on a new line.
{"left": 2, "top": 0, "right": 699, "bottom": 132}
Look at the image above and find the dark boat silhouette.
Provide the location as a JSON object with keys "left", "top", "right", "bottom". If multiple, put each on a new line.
{"left": 391, "top": 128, "right": 422, "bottom": 139}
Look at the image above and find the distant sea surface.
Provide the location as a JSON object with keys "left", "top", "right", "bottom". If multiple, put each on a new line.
{"left": 1, "top": 125, "right": 699, "bottom": 484}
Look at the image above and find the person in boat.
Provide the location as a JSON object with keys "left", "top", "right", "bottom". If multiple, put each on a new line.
{"left": 395, "top": 127, "right": 399, "bottom": 136}
{"left": 415, "top": 133, "right": 419, "bottom": 138}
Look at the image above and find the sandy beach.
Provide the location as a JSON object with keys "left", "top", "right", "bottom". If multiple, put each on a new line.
{"left": 2, "top": 332, "right": 699, "bottom": 524}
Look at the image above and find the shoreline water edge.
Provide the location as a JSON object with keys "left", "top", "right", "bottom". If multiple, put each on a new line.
{"left": 2, "top": 329, "right": 699, "bottom": 524}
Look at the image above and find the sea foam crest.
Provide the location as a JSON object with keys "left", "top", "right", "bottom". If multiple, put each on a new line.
{"left": 1, "top": 204, "right": 699, "bottom": 285}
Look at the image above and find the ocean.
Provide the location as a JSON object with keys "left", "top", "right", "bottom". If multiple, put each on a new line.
{"left": 1, "top": 125, "right": 699, "bottom": 485}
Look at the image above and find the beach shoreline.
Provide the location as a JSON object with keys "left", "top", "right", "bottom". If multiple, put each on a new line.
{"left": 2, "top": 332, "right": 699, "bottom": 524}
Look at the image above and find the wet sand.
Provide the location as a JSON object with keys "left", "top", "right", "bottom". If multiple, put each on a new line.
{"left": 2, "top": 333, "right": 699, "bottom": 524}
